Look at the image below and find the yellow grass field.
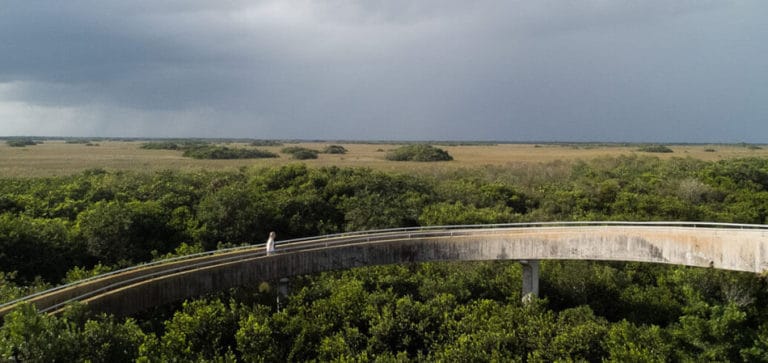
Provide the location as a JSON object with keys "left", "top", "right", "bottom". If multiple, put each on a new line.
{"left": 1, "top": 140, "right": 767, "bottom": 178}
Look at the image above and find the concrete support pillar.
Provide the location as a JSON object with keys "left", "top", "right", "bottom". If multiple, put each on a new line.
{"left": 278, "top": 277, "right": 290, "bottom": 297}
{"left": 520, "top": 260, "right": 539, "bottom": 303}
{"left": 277, "top": 277, "right": 289, "bottom": 311}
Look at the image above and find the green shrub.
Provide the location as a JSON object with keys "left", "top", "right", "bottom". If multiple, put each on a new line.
{"left": 386, "top": 144, "right": 453, "bottom": 162}
{"left": 281, "top": 146, "right": 319, "bottom": 159}
{"left": 281, "top": 146, "right": 305, "bottom": 154}
{"left": 323, "top": 145, "right": 348, "bottom": 154}
{"left": 637, "top": 145, "right": 673, "bottom": 153}
{"left": 291, "top": 149, "right": 319, "bottom": 160}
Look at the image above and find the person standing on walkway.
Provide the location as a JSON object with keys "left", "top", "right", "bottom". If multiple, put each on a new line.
{"left": 266, "top": 231, "right": 276, "bottom": 255}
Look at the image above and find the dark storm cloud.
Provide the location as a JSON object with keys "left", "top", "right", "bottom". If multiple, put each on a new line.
{"left": 1, "top": 1, "right": 766, "bottom": 141}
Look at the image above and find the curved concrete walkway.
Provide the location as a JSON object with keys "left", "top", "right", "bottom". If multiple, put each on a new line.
{"left": 2, "top": 222, "right": 767, "bottom": 317}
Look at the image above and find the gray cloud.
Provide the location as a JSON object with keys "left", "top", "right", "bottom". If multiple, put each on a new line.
{"left": 0, "top": 1, "right": 766, "bottom": 141}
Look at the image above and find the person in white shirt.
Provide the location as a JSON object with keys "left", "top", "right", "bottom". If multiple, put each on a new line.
{"left": 266, "top": 231, "right": 276, "bottom": 255}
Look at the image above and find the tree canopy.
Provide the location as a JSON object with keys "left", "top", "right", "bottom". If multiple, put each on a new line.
{"left": 386, "top": 144, "right": 453, "bottom": 162}
{"left": 2, "top": 156, "right": 768, "bottom": 360}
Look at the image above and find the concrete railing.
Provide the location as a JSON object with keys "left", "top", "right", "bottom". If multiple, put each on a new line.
{"left": 1, "top": 222, "right": 767, "bottom": 318}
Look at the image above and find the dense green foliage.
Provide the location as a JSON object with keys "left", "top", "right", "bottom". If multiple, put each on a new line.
{"left": 2, "top": 156, "right": 768, "bottom": 285}
{"left": 3, "top": 156, "right": 768, "bottom": 360}
{"left": 3, "top": 261, "right": 768, "bottom": 361}
{"left": 182, "top": 145, "right": 279, "bottom": 159}
{"left": 386, "top": 144, "right": 453, "bottom": 161}
{"left": 638, "top": 145, "right": 674, "bottom": 153}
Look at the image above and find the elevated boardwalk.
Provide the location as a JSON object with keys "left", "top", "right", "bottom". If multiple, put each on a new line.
{"left": 2, "top": 222, "right": 767, "bottom": 318}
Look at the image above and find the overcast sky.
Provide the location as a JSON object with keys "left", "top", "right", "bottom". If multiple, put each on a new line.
{"left": 1, "top": 1, "right": 766, "bottom": 142}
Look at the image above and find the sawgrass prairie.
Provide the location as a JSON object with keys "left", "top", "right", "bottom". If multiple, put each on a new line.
{"left": 1, "top": 140, "right": 767, "bottom": 177}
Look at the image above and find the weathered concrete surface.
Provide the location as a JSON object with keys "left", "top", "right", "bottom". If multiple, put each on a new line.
{"left": 0, "top": 248, "right": 261, "bottom": 317}
{"left": 79, "top": 226, "right": 768, "bottom": 317}
{"left": 520, "top": 260, "right": 540, "bottom": 300}
{"left": 3, "top": 225, "right": 767, "bottom": 318}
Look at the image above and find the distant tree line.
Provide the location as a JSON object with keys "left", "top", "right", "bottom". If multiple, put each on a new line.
{"left": 250, "top": 140, "right": 283, "bottom": 147}
{"left": 140, "top": 141, "right": 194, "bottom": 150}
{"left": 141, "top": 141, "right": 278, "bottom": 159}
{"left": 141, "top": 141, "right": 349, "bottom": 160}
{"left": 5, "top": 139, "right": 39, "bottom": 147}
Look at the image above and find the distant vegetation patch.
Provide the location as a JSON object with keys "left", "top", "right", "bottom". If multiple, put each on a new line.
{"left": 6, "top": 139, "right": 39, "bottom": 147}
{"left": 250, "top": 140, "right": 283, "bottom": 147}
{"left": 322, "top": 145, "right": 348, "bottom": 154}
{"left": 637, "top": 145, "right": 673, "bottom": 153}
{"left": 386, "top": 144, "right": 453, "bottom": 162}
{"left": 556, "top": 142, "right": 632, "bottom": 150}
{"left": 182, "top": 145, "right": 278, "bottom": 159}
{"left": 704, "top": 148, "right": 716, "bottom": 152}
{"left": 291, "top": 150, "right": 319, "bottom": 160}
{"left": 140, "top": 141, "right": 181, "bottom": 150}
{"left": 733, "top": 142, "right": 762, "bottom": 150}
{"left": 431, "top": 141, "right": 497, "bottom": 146}
{"left": 64, "top": 139, "right": 92, "bottom": 144}
{"left": 140, "top": 141, "right": 208, "bottom": 150}
{"left": 281, "top": 146, "right": 319, "bottom": 160}
{"left": 281, "top": 146, "right": 309, "bottom": 154}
